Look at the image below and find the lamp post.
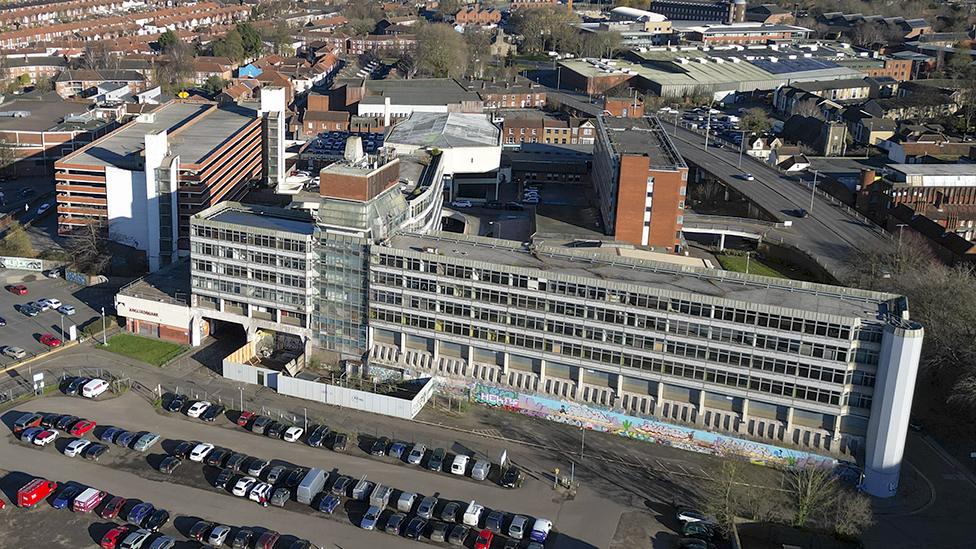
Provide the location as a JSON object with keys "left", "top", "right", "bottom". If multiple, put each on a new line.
{"left": 738, "top": 130, "right": 747, "bottom": 168}
{"left": 100, "top": 306, "right": 106, "bottom": 345}
{"left": 809, "top": 170, "right": 819, "bottom": 214}
{"left": 580, "top": 426, "right": 585, "bottom": 460}
{"left": 239, "top": 386, "right": 244, "bottom": 411}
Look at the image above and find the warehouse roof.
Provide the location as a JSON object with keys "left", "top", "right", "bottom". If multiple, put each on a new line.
{"left": 387, "top": 112, "right": 499, "bottom": 149}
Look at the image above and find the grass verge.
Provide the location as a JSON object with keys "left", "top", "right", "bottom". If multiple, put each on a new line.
{"left": 716, "top": 254, "right": 789, "bottom": 279}
{"left": 102, "top": 333, "right": 187, "bottom": 367}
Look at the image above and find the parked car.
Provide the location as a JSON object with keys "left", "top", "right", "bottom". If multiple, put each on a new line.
{"left": 52, "top": 484, "right": 83, "bottom": 509}
{"left": 100, "top": 525, "right": 133, "bottom": 549}
{"left": 39, "top": 298, "right": 62, "bottom": 310}
{"left": 530, "top": 518, "right": 553, "bottom": 542}
{"left": 451, "top": 454, "right": 470, "bottom": 475}
{"left": 285, "top": 467, "right": 307, "bottom": 488}
{"left": 388, "top": 441, "right": 408, "bottom": 459}
{"left": 449, "top": 524, "right": 471, "bottom": 545}
{"left": 417, "top": 495, "right": 438, "bottom": 519}
{"left": 164, "top": 394, "right": 186, "bottom": 413}
{"left": 54, "top": 415, "right": 79, "bottom": 430}
{"left": 429, "top": 521, "right": 451, "bottom": 542}
{"left": 158, "top": 456, "right": 182, "bottom": 474}
{"left": 189, "top": 442, "right": 214, "bottom": 462}
{"left": 147, "top": 536, "right": 176, "bottom": 549}
{"left": 144, "top": 509, "right": 170, "bottom": 531}
{"left": 186, "top": 401, "right": 211, "bottom": 418}
{"left": 232, "top": 476, "right": 258, "bottom": 497}
{"left": 331, "top": 432, "right": 348, "bottom": 451}
{"left": 270, "top": 487, "right": 290, "bottom": 507}
{"left": 509, "top": 515, "right": 529, "bottom": 539}
{"left": 214, "top": 469, "right": 235, "bottom": 490}
{"left": 265, "top": 421, "right": 285, "bottom": 439}
{"left": 205, "top": 448, "right": 231, "bottom": 467}
{"left": 99, "top": 496, "right": 126, "bottom": 519}
{"left": 236, "top": 411, "right": 255, "bottom": 427}
{"left": 265, "top": 465, "right": 287, "bottom": 484}
{"left": 501, "top": 467, "right": 523, "bottom": 488}
{"left": 39, "top": 413, "right": 61, "bottom": 429}
{"left": 317, "top": 493, "right": 341, "bottom": 514}
{"left": 441, "top": 501, "right": 462, "bottom": 523}
{"left": 428, "top": 447, "right": 447, "bottom": 471}
{"left": 64, "top": 438, "right": 91, "bottom": 457}
{"left": 100, "top": 427, "right": 123, "bottom": 443}
{"left": 283, "top": 426, "right": 304, "bottom": 442}
{"left": 133, "top": 433, "right": 160, "bottom": 452}
{"left": 208, "top": 525, "right": 231, "bottom": 546}
{"left": 231, "top": 529, "right": 255, "bottom": 549}
{"left": 33, "top": 429, "right": 58, "bottom": 446}
{"left": 306, "top": 424, "right": 329, "bottom": 447}
{"left": 250, "top": 416, "right": 271, "bottom": 434}
{"left": 386, "top": 512, "right": 407, "bottom": 535}
{"left": 254, "top": 531, "right": 280, "bottom": 549}
{"left": 69, "top": 419, "right": 96, "bottom": 437}
{"left": 188, "top": 520, "right": 214, "bottom": 541}
{"left": 19, "top": 426, "right": 43, "bottom": 443}
{"left": 485, "top": 510, "right": 506, "bottom": 533}
{"left": 57, "top": 305, "right": 77, "bottom": 316}
{"left": 472, "top": 460, "right": 491, "bottom": 481}
{"left": 246, "top": 458, "right": 268, "bottom": 477}
{"left": 39, "top": 334, "right": 62, "bottom": 347}
{"left": 405, "top": 517, "right": 428, "bottom": 539}
{"left": 475, "top": 528, "right": 495, "bottom": 549}
{"left": 676, "top": 507, "right": 711, "bottom": 524}
{"left": 115, "top": 431, "right": 138, "bottom": 448}
{"left": 65, "top": 377, "right": 89, "bottom": 395}
{"left": 407, "top": 443, "right": 427, "bottom": 465}
{"left": 2, "top": 346, "right": 26, "bottom": 359}
{"left": 249, "top": 482, "right": 273, "bottom": 505}
{"left": 126, "top": 502, "right": 154, "bottom": 525}
{"left": 397, "top": 491, "right": 417, "bottom": 513}
{"left": 6, "top": 284, "right": 27, "bottom": 295}
{"left": 170, "top": 440, "right": 193, "bottom": 459}
{"left": 81, "top": 443, "right": 109, "bottom": 461}
{"left": 200, "top": 404, "right": 225, "bottom": 422}
{"left": 226, "top": 452, "right": 248, "bottom": 472}
{"left": 370, "top": 437, "right": 389, "bottom": 456}
{"left": 331, "top": 475, "right": 352, "bottom": 496}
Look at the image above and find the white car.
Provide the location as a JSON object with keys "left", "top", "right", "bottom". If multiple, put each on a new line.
{"left": 451, "top": 200, "right": 473, "bottom": 208}
{"left": 188, "top": 442, "right": 214, "bottom": 462}
{"left": 232, "top": 476, "right": 258, "bottom": 497}
{"left": 186, "top": 401, "right": 211, "bottom": 418}
{"left": 207, "top": 525, "right": 231, "bottom": 547}
{"left": 248, "top": 481, "right": 273, "bottom": 504}
{"left": 3, "top": 346, "right": 26, "bottom": 359}
{"left": 64, "top": 438, "right": 91, "bottom": 457}
{"left": 33, "top": 429, "right": 58, "bottom": 446}
{"left": 741, "top": 173, "right": 755, "bottom": 181}
{"left": 283, "top": 426, "right": 304, "bottom": 443}
{"left": 39, "top": 298, "right": 62, "bottom": 309}
{"left": 57, "top": 305, "right": 76, "bottom": 316}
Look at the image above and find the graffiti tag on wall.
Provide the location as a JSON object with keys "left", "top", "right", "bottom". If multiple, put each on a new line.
{"left": 472, "top": 383, "right": 842, "bottom": 470}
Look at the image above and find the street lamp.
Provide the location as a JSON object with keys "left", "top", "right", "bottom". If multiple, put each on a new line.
{"left": 809, "top": 170, "right": 819, "bottom": 214}
{"left": 239, "top": 386, "right": 244, "bottom": 411}
{"left": 738, "top": 129, "right": 747, "bottom": 168}
{"left": 100, "top": 306, "right": 106, "bottom": 345}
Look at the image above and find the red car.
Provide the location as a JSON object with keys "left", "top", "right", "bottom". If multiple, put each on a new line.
{"left": 39, "top": 334, "right": 62, "bottom": 347}
{"left": 237, "top": 411, "right": 255, "bottom": 427}
{"left": 98, "top": 495, "right": 126, "bottom": 519}
{"left": 255, "top": 531, "right": 280, "bottom": 549}
{"left": 99, "top": 525, "right": 132, "bottom": 549}
{"left": 475, "top": 529, "right": 494, "bottom": 549}
{"left": 6, "top": 285, "right": 27, "bottom": 295}
{"left": 69, "top": 419, "right": 96, "bottom": 437}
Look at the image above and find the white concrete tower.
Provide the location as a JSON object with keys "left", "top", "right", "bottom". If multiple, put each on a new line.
{"left": 863, "top": 319, "right": 924, "bottom": 498}
{"left": 260, "top": 86, "right": 287, "bottom": 192}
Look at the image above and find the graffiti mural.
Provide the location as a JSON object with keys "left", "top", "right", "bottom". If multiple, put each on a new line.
{"left": 472, "top": 383, "right": 844, "bottom": 470}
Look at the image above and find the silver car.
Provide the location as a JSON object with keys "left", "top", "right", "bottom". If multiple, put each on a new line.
{"left": 361, "top": 505, "right": 382, "bottom": 530}
{"left": 133, "top": 433, "right": 160, "bottom": 452}
{"left": 407, "top": 443, "right": 426, "bottom": 465}
{"left": 417, "top": 495, "right": 437, "bottom": 519}
{"left": 148, "top": 536, "right": 176, "bottom": 549}
{"left": 3, "top": 346, "right": 26, "bottom": 359}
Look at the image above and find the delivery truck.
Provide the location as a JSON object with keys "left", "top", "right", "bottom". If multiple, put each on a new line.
{"left": 18, "top": 478, "right": 58, "bottom": 508}
{"left": 296, "top": 468, "right": 327, "bottom": 505}
{"left": 72, "top": 488, "right": 106, "bottom": 513}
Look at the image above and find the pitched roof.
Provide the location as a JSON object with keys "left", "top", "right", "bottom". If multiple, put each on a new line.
{"left": 54, "top": 68, "right": 145, "bottom": 83}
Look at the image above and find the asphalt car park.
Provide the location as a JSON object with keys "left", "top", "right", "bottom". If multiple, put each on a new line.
{"left": 0, "top": 276, "right": 102, "bottom": 364}
{"left": 0, "top": 393, "right": 606, "bottom": 548}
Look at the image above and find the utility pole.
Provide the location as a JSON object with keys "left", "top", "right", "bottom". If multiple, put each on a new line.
{"left": 703, "top": 104, "right": 713, "bottom": 151}
{"left": 100, "top": 306, "right": 107, "bottom": 345}
{"left": 809, "top": 170, "right": 819, "bottom": 213}
{"left": 745, "top": 252, "right": 751, "bottom": 274}
{"left": 580, "top": 427, "right": 585, "bottom": 459}
{"left": 738, "top": 129, "right": 746, "bottom": 168}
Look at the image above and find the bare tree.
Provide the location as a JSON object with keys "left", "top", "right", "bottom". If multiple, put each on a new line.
{"left": 793, "top": 98, "right": 824, "bottom": 120}
{"left": 64, "top": 220, "right": 112, "bottom": 275}
{"left": 701, "top": 461, "right": 742, "bottom": 535}
{"left": 0, "top": 140, "right": 15, "bottom": 174}
{"left": 831, "top": 489, "right": 875, "bottom": 539}
{"left": 786, "top": 466, "right": 837, "bottom": 528}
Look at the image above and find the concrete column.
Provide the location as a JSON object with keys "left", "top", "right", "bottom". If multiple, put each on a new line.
{"left": 274, "top": 309, "right": 282, "bottom": 323}
{"left": 653, "top": 381, "right": 664, "bottom": 415}
{"left": 785, "top": 406, "right": 795, "bottom": 434}
{"left": 396, "top": 331, "right": 405, "bottom": 353}
{"left": 537, "top": 359, "right": 546, "bottom": 381}
{"left": 431, "top": 339, "right": 439, "bottom": 363}
{"left": 467, "top": 345, "right": 475, "bottom": 367}
{"left": 190, "top": 316, "right": 201, "bottom": 347}
{"left": 218, "top": 298, "right": 225, "bottom": 313}
{"left": 500, "top": 352, "right": 509, "bottom": 375}
{"left": 696, "top": 389, "right": 706, "bottom": 424}
{"left": 718, "top": 233, "right": 726, "bottom": 251}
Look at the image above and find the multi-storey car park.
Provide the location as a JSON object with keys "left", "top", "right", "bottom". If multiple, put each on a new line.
{"left": 366, "top": 233, "right": 922, "bottom": 498}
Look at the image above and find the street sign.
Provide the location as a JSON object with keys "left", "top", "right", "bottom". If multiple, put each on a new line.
{"left": 32, "top": 372, "right": 44, "bottom": 393}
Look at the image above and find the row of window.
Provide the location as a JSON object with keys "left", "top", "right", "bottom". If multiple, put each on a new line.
{"left": 192, "top": 260, "right": 307, "bottom": 289}
{"left": 371, "top": 257, "right": 864, "bottom": 342}
{"left": 191, "top": 275, "right": 307, "bottom": 308}
{"left": 192, "top": 224, "right": 308, "bottom": 252}
{"left": 370, "top": 307, "right": 847, "bottom": 408}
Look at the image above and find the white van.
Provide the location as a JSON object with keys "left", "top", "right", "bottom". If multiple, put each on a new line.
{"left": 463, "top": 500, "right": 484, "bottom": 527}
{"left": 450, "top": 454, "right": 470, "bottom": 476}
{"left": 82, "top": 378, "right": 108, "bottom": 398}
{"left": 530, "top": 518, "right": 553, "bottom": 542}
{"left": 397, "top": 492, "right": 417, "bottom": 513}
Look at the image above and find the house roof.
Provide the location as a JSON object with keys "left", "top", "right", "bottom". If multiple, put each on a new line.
{"left": 54, "top": 69, "right": 145, "bottom": 83}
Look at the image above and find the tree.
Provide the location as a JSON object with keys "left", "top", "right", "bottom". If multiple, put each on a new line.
{"left": 702, "top": 461, "right": 742, "bottom": 535}
{"left": 236, "top": 22, "right": 264, "bottom": 60}
{"left": 203, "top": 75, "right": 229, "bottom": 96}
{"left": 793, "top": 98, "right": 824, "bottom": 120}
{"left": 0, "top": 140, "right": 16, "bottom": 175}
{"left": 511, "top": 6, "right": 579, "bottom": 55}
{"left": 741, "top": 107, "right": 772, "bottom": 134}
{"left": 64, "top": 220, "right": 111, "bottom": 275}
{"left": 213, "top": 30, "right": 246, "bottom": 64}
{"left": 33, "top": 77, "right": 53, "bottom": 93}
{"left": 153, "top": 41, "right": 194, "bottom": 94}
{"left": 946, "top": 53, "right": 974, "bottom": 79}
{"left": 0, "top": 223, "right": 35, "bottom": 258}
{"left": 158, "top": 29, "right": 179, "bottom": 52}
{"left": 15, "top": 73, "right": 30, "bottom": 87}
{"left": 397, "top": 54, "right": 419, "bottom": 79}
{"left": 415, "top": 24, "right": 469, "bottom": 79}
{"left": 262, "top": 21, "right": 294, "bottom": 55}
{"left": 438, "top": 0, "right": 463, "bottom": 16}
{"left": 831, "top": 490, "right": 875, "bottom": 539}
{"left": 786, "top": 466, "right": 838, "bottom": 528}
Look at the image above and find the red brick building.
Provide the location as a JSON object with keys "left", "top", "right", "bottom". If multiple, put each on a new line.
{"left": 500, "top": 111, "right": 595, "bottom": 145}
{"left": 454, "top": 7, "right": 502, "bottom": 26}
{"left": 603, "top": 96, "right": 644, "bottom": 118}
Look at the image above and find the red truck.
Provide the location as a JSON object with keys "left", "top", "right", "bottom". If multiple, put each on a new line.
{"left": 72, "top": 488, "right": 107, "bottom": 513}
{"left": 17, "top": 478, "right": 57, "bottom": 508}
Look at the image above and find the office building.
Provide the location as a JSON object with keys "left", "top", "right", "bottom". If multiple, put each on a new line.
{"left": 366, "top": 231, "right": 922, "bottom": 498}
{"left": 55, "top": 100, "right": 263, "bottom": 271}
{"left": 592, "top": 115, "right": 688, "bottom": 251}
{"left": 646, "top": 0, "right": 746, "bottom": 24}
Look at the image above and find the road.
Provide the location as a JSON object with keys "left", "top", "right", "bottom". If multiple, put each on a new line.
{"left": 670, "top": 126, "right": 890, "bottom": 277}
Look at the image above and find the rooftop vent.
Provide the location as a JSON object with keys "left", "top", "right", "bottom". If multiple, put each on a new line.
{"left": 344, "top": 136, "right": 365, "bottom": 163}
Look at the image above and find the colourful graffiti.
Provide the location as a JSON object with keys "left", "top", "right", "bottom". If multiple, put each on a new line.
{"left": 472, "top": 383, "right": 844, "bottom": 470}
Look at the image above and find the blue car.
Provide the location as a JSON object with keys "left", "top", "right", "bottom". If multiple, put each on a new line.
{"left": 388, "top": 442, "right": 408, "bottom": 459}
{"left": 116, "top": 431, "right": 138, "bottom": 448}
{"left": 100, "top": 427, "right": 122, "bottom": 443}
{"left": 317, "top": 494, "right": 341, "bottom": 514}
{"left": 52, "top": 485, "right": 82, "bottom": 509}
{"left": 127, "top": 502, "right": 154, "bottom": 526}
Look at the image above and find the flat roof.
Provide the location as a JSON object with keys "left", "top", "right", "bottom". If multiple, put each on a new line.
{"left": 601, "top": 116, "right": 687, "bottom": 170}
{"left": 118, "top": 259, "right": 191, "bottom": 305}
{"left": 199, "top": 202, "right": 315, "bottom": 235}
{"left": 888, "top": 164, "right": 976, "bottom": 176}
{"left": 0, "top": 99, "right": 99, "bottom": 132}
{"left": 386, "top": 232, "right": 897, "bottom": 320}
{"left": 62, "top": 101, "right": 256, "bottom": 169}
{"left": 362, "top": 78, "right": 481, "bottom": 106}
{"left": 386, "top": 112, "right": 500, "bottom": 149}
